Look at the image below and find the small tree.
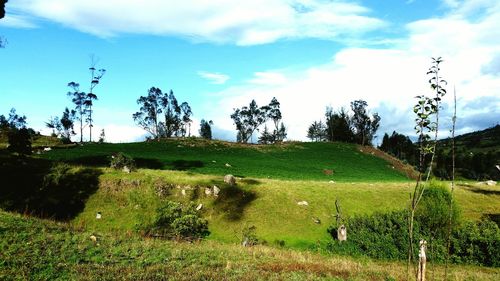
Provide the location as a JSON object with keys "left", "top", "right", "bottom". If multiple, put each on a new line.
{"left": 325, "top": 107, "right": 354, "bottom": 142}
{"left": 199, "top": 119, "right": 213, "bottom": 140}
{"left": 307, "top": 120, "right": 327, "bottom": 142}
{"left": 180, "top": 102, "right": 192, "bottom": 137}
{"left": 98, "top": 129, "right": 106, "bottom": 143}
{"left": 258, "top": 125, "right": 274, "bottom": 144}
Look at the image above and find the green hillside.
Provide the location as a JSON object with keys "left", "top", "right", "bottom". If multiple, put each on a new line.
{"left": 39, "top": 139, "right": 409, "bottom": 182}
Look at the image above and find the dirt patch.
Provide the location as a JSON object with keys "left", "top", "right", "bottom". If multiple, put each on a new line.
{"left": 358, "top": 145, "right": 419, "bottom": 180}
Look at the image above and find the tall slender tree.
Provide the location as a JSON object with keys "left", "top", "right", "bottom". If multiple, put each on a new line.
{"left": 180, "top": 102, "right": 192, "bottom": 137}
{"left": 133, "top": 87, "right": 163, "bottom": 140}
{"left": 86, "top": 56, "right": 105, "bottom": 142}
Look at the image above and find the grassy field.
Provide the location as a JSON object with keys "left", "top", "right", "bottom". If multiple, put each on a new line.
{"left": 39, "top": 139, "right": 409, "bottom": 182}
{"left": 69, "top": 169, "right": 500, "bottom": 250}
{"left": 2, "top": 210, "right": 498, "bottom": 281}
{"left": 1, "top": 138, "right": 499, "bottom": 279}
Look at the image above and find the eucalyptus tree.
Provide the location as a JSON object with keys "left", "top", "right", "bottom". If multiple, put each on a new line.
{"left": 85, "top": 57, "right": 105, "bottom": 142}
{"left": 180, "top": 102, "right": 192, "bottom": 137}
{"left": 67, "top": 82, "right": 87, "bottom": 143}
{"left": 132, "top": 87, "right": 163, "bottom": 140}
{"left": 199, "top": 119, "right": 213, "bottom": 140}
{"left": 160, "top": 90, "right": 181, "bottom": 138}
{"left": 350, "top": 100, "right": 380, "bottom": 146}
{"left": 231, "top": 99, "right": 268, "bottom": 143}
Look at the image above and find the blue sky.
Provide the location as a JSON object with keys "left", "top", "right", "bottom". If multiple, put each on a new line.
{"left": 1, "top": 0, "right": 499, "bottom": 142}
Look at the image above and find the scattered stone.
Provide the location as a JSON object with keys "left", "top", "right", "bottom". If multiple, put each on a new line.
{"left": 177, "top": 145, "right": 183, "bottom": 148}
{"left": 205, "top": 187, "right": 212, "bottom": 196}
{"left": 496, "top": 165, "right": 500, "bottom": 172}
{"left": 90, "top": 235, "right": 97, "bottom": 243}
{"left": 96, "top": 212, "right": 102, "bottom": 219}
{"left": 312, "top": 217, "right": 321, "bottom": 224}
{"left": 212, "top": 160, "right": 217, "bottom": 163}
{"left": 242, "top": 237, "right": 249, "bottom": 247}
{"left": 225, "top": 163, "right": 232, "bottom": 167}
{"left": 181, "top": 189, "right": 186, "bottom": 196}
{"left": 213, "top": 185, "right": 220, "bottom": 197}
{"left": 196, "top": 204, "right": 203, "bottom": 211}
{"left": 337, "top": 224, "right": 347, "bottom": 242}
{"left": 134, "top": 204, "right": 140, "bottom": 210}
{"left": 122, "top": 166, "right": 131, "bottom": 174}
{"left": 297, "top": 201, "right": 308, "bottom": 206}
{"left": 224, "top": 174, "right": 236, "bottom": 186}
{"left": 43, "top": 147, "right": 52, "bottom": 152}
{"left": 479, "top": 180, "right": 497, "bottom": 186}
{"left": 392, "top": 166, "right": 395, "bottom": 169}
{"left": 328, "top": 180, "right": 335, "bottom": 184}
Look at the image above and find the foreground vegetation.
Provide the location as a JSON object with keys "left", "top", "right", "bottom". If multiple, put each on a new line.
{"left": 1, "top": 210, "right": 499, "bottom": 281}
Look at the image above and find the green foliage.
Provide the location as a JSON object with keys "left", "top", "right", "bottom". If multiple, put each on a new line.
{"left": 450, "top": 220, "right": 500, "bottom": 267}
{"left": 199, "top": 119, "right": 213, "bottom": 140}
{"left": 110, "top": 152, "right": 136, "bottom": 171}
{"left": 7, "top": 128, "right": 32, "bottom": 155}
{"left": 326, "top": 185, "right": 498, "bottom": 266}
{"left": 147, "top": 200, "right": 209, "bottom": 240}
{"left": 379, "top": 131, "right": 417, "bottom": 166}
{"left": 415, "top": 182, "right": 460, "bottom": 239}
{"left": 241, "top": 224, "right": 260, "bottom": 246}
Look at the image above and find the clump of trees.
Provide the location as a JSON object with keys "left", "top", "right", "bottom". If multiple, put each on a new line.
{"left": 230, "top": 97, "right": 287, "bottom": 144}
{"left": 379, "top": 131, "right": 417, "bottom": 165}
{"left": 133, "top": 87, "right": 193, "bottom": 140}
{"left": 199, "top": 119, "right": 213, "bottom": 140}
{"left": 307, "top": 100, "right": 380, "bottom": 146}
{"left": 63, "top": 57, "right": 105, "bottom": 143}
{"left": 0, "top": 108, "right": 32, "bottom": 155}
{"left": 45, "top": 108, "right": 76, "bottom": 144}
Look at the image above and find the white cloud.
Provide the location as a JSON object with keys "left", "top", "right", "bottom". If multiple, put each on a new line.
{"left": 0, "top": 14, "right": 38, "bottom": 28}
{"left": 198, "top": 71, "right": 230, "bottom": 85}
{"left": 202, "top": 2, "right": 500, "bottom": 142}
{"left": 10, "top": 0, "right": 385, "bottom": 45}
{"left": 249, "top": 72, "right": 288, "bottom": 85}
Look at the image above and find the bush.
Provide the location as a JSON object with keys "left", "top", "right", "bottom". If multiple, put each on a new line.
{"left": 110, "top": 152, "right": 136, "bottom": 171}
{"left": 326, "top": 185, "right": 499, "bottom": 266}
{"left": 8, "top": 128, "right": 32, "bottom": 155}
{"left": 147, "top": 200, "right": 209, "bottom": 240}
{"left": 415, "top": 182, "right": 461, "bottom": 240}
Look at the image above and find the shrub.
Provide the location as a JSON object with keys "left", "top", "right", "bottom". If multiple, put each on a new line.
{"left": 8, "top": 128, "right": 32, "bottom": 155}
{"left": 326, "top": 185, "right": 499, "bottom": 266}
{"left": 110, "top": 152, "right": 136, "bottom": 171}
{"left": 147, "top": 200, "right": 209, "bottom": 240}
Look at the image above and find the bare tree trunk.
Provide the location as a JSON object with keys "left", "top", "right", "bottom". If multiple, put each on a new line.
{"left": 445, "top": 86, "right": 457, "bottom": 280}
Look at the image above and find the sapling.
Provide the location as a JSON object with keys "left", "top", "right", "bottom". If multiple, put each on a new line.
{"left": 407, "top": 57, "right": 447, "bottom": 280}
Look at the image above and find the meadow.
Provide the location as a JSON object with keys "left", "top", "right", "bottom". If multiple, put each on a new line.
{"left": 1, "top": 138, "right": 499, "bottom": 280}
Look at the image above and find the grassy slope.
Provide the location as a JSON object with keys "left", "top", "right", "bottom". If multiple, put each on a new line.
{"left": 71, "top": 169, "right": 500, "bottom": 249}
{"left": 439, "top": 124, "right": 500, "bottom": 154}
{"left": 2, "top": 210, "right": 498, "bottom": 281}
{"left": 39, "top": 139, "right": 409, "bottom": 182}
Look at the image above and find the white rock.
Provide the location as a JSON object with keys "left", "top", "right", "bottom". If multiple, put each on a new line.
{"left": 181, "top": 189, "right": 186, "bottom": 196}
{"left": 225, "top": 163, "right": 232, "bottom": 167}
{"left": 485, "top": 180, "right": 497, "bottom": 186}
{"left": 90, "top": 235, "right": 97, "bottom": 243}
{"left": 297, "top": 201, "right": 308, "bottom": 206}
{"left": 213, "top": 185, "right": 220, "bottom": 197}
{"left": 96, "top": 212, "right": 102, "bottom": 219}
{"left": 122, "top": 166, "right": 131, "bottom": 173}
{"left": 328, "top": 181, "right": 335, "bottom": 184}
{"left": 212, "top": 160, "right": 217, "bottom": 163}
{"left": 196, "top": 204, "right": 203, "bottom": 211}
{"left": 43, "top": 147, "right": 52, "bottom": 151}
{"left": 224, "top": 174, "right": 236, "bottom": 186}
{"left": 205, "top": 187, "right": 212, "bottom": 196}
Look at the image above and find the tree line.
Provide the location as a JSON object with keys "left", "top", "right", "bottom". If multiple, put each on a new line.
{"left": 307, "top": 100, "right": 381, "bottom": 146}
